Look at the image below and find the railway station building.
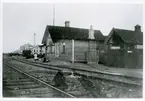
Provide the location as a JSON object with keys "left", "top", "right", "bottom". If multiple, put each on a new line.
{"left": 42, "top": 21, "right": 106, "bottom": 63}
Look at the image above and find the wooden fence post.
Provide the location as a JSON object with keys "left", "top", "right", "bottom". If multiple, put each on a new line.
{"left": 72, "top": 39, "right": 74, "bottom": 63}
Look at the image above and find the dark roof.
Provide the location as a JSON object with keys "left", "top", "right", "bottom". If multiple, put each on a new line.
{"left": 105, "top": 28, "right": 143, "bottom": 45}
{"left": 42, "top": 25, "right": 105, "bottom": 44}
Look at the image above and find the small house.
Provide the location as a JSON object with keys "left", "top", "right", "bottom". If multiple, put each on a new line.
{"left": 99, "top": 25, "right": 143, "bottom": 68}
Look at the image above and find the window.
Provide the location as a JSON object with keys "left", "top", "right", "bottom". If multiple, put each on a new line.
{"left": 52, "top": 46, "right": 54, "bottom": 53}
{"left": 127, "top": 50, "right": 132, "bottom": 53}
{"left": 110, "top": 46, "right": 120, "bottom": 49}
{"left": 62, "top": 42, "right": 65, "bottom": 53}
{"left": 50, "top": 46, "right": 52, "bottom": 53}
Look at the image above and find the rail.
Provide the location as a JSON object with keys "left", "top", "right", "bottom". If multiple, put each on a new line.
{"left": 4, "top": 62, "right": 76, "bottom": 98}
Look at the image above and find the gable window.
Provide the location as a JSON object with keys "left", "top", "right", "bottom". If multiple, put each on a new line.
{"left": 110, "top": 46, "right": 120, "bottom": 49}
{"left": 109, "top": 35, "right": 123, "bottom": 50}
{"left": 62, "top": 42, "right": 65, "bottom": 53}
{"left": 127, "top": 50, "right": 132, "bottom": 53}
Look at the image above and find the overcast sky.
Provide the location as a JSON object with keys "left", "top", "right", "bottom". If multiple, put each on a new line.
{"left": 3, "top": 3, "right": 143, "bottom": 53}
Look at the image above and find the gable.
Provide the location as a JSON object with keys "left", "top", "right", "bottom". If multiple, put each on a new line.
{"left": 105, "top": 28, "right": 143, "bottom": 45}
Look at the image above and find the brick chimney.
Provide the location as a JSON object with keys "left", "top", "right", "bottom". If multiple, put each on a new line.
{"left": 65, "top": 21, "right": 70, "bottom": 27}
{"left": 135, "top": 24, "right": 141, "bottom": 32}
{"left": 88, "top": 25, "right": 95, "bottom": 39}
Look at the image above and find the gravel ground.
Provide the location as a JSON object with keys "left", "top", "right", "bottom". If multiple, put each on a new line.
{"left": 4, "top": 58, "right": 143, "bottom": 98}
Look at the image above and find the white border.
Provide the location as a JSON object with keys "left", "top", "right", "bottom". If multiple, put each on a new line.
{"left": 1, "top": 0, "right": 145, "bottom": 101}
{"left": 1, "top": 0, "right": 145, "bottom": 4}
{"left": 0, "top": 0, "right": 3, "bottom": 98}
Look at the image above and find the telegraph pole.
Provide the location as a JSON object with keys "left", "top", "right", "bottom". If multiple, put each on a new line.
{"left": 53, "top": 4, "right": 56, "bottom": 58}
{"left": 53, "top": 4, "right": 55, "bottom": 26}
{"left": 34, "top": 33, "right": 36, "bottom": 46}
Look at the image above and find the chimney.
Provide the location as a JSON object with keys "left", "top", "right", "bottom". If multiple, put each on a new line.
{"left": 65, "top": 21, "right": 70, "bottom": 27}
{"left": 88, "top": 25, "right": 95, "bottom": 39}
{"left": 135, "top": 24, "right": 141, "bottom": 32}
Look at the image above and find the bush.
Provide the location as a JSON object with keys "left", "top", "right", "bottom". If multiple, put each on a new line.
{"left": 22, "top": 50, "right": 33, "bottom": 59}
{"left": 38, "top": 53, "right": 45, "bottom": 58}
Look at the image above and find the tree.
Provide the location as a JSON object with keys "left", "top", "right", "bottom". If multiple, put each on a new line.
{"left": 22, "top": 50, "right": 32, "bottom": 59}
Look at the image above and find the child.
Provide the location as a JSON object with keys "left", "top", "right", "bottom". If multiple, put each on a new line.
{"left": 34, "top": 53, "right": 38, "bottom": 61}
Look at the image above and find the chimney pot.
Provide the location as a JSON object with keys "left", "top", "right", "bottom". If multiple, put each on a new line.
{"left": 65, "top": 21, "right": 70, "bottom": 27}
{"left": 135, "top": 24, "right": 141, "bottom": 32}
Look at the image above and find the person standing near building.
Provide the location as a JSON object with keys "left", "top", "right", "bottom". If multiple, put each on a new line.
{"left": 34, "top": 52, "right": 38, "bottom": 61}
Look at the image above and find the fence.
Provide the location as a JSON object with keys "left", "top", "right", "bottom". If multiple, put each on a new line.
{"left": 99, "top": 49, "right": 143, "bottom": 69}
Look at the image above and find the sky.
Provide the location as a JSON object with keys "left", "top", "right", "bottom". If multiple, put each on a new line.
{"left": 3, "top": 3, "right": 143, "bottom": 53}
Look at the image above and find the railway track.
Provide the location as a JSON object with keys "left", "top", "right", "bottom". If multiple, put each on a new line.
{"left": 3, "top": 57, "right": 143, "bottom": 98}
{"left": 3, "top": 62, "right": 76, "bottom": 98}
{"left": 13, "top": 57, "right": 142, "bottom": 87}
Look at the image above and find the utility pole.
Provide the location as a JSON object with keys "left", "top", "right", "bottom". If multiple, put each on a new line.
{"left": 34, "top": 33, "right": 36, "bottom": 46}
{"left": 53, "top": 4, "right": 55, "bottom": 26}
{"left": 53, "top": 4, "right": 55, "bottom": 58}
{"left": 72, "top": 39, "right": 74, "bottom": 63}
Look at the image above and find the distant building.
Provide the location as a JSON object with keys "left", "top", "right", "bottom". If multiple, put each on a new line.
{"left": 19, "top": 43, "right": 45, "bottom": 55}
{"left": 31, "top": 45, "right": 45, "bottom": 55}
{"left": 20, "top": 43, "right": 34, "bottom": 54}
{"left": 100, "top": 25, "right": 143, "bottom": 68}
{"left": 42, "top": 21, "right": 106, "bottom": 63}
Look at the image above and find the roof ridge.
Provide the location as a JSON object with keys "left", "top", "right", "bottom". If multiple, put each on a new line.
{"left": 47, "top": 25, "right": 100, "bottom": 31}
{"left": 114, "top": 27, "right": 143, "bottom": 33}
{"left": 114, "top": 27, "right": 134, "bottom": 32}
